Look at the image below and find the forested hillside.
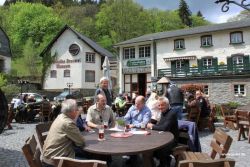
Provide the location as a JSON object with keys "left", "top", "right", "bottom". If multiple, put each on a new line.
{"left": 0, "top": 0, "right": 210, "bottom": 78}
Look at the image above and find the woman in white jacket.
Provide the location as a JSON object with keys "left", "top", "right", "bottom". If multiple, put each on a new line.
{"left": 146, "top": 92, "right": 161, "bottom": 124}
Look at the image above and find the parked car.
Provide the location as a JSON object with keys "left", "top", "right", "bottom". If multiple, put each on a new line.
{"left": 11, "top": 93, "right": 43, "bottom": 104}
{"left": 53, "top": 90, "right": 83, "bottom": 102}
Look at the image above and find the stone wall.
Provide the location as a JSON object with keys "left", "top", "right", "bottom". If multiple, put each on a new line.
{"left": 174, "top": 77, "right": 250, "bottom": 105}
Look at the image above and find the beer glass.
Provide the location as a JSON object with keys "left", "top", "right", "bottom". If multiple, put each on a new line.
{"left": 98, "top": 128, "right": 105, "bottom": 140}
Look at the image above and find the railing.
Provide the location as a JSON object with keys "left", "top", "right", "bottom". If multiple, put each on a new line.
{"left": 158, "top": 64, "right": 250, "bottom": 77}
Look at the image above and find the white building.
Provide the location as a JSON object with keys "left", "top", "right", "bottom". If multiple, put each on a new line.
{"left": 0, "top": 27, "right": 11, "bottom": 73}
{"left": 115, "top": 19, "right": 250, "bottom": 104}
{"left": 40, "top": 25, "right": 116, "bottom": 96}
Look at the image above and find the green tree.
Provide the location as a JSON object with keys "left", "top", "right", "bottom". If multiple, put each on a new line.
{"left": 178, "top": 0, "right": 192, "bottom": 27}
{"left": 228, "top": 10, "right": 250, "bottom": 22}
{"left": 96, "top": 0, "right": 149, "bottom": 43}
{"left": 5, "top": 2, "right": 64, "bottom": 58}
{"left": 197, "top": 10, "right": 203, "bottom": 18}
{"left": 191, "top": 15, "right": 210, "bottom": 27}
{"left": 0, "top": 73, "right": 7, "bottom": 88}
{"left": 146, "top": 9, "right": 185, "bottom": 33}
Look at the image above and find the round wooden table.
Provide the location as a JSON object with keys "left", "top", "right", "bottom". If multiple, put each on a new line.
{"left": 82, "top": 129, "right": 174, "bottom": 167}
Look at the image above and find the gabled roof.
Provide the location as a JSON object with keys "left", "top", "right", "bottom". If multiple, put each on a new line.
{"left": 114, "top": 19, "right": 250, "bottom": 46}
{"left": 40, "top": 25, "right": 114, "bottom": 58}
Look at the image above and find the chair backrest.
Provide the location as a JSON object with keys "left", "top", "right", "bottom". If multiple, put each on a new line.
{"left": 54, "top": 157, "right": 107, "bottom": 167}
{"left": 220, "top": 104, "right": 234, "bottom": 117}
{"left": 210, "top": 128, "right": 233, "bottom": 159}
{"left": 22, "top": 135, "right": 42, "bottom": 167}
{"left": 36, "top": 121, "right": 53, "bottom": 148}
{"left": 178, "top": 158, "right": 235, "bottom": 167}
{"left": 235, "top": 109, "right": 250, "bottom": 126}
{"left": 40, "top": 101, "right": 52, "bottom": 119}
{"left": 188, "top": 105, "right": 200, "bottom": 125}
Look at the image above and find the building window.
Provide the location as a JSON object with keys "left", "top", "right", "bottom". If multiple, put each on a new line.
{"left": 123, "top": 47, "right": 135, "bottom": 59}
{"left": 234, "top": 84, "right": 245, "bottom": 96}
{"left": 176, "top": 60, "right": 185, "bottom": 72}
{"left": 203, "top": 85, "right": 209, "bottom": 95}
{"left": 50, "top": 70, "right": 57, "bottom": 78}
{"left": 203, "top": 58, "right": 212, "bottom": 67}
{"left": 174, "top": 39, "right": 185, "bottom": 50}
{"left": 230, "top": 31, "right": 243, "bottom": 44}
{"left": 64, "top": 70, "right": 70, "bottom": 77}
{"left": 86, "top": 52, "right": 95, "bottom": 63}
{"left": 69, "top": 44, "right": 80, "bottom": 56}
{"left": 85, "top": 70, "right": 95, "bottom": 82}
{"left": 201, "top": 35, "right": 212, "bottom": 47}
{"left": 139, "top": 45, "right": 151, "bottom": 58}
{"left": 232, "top": 56, "right": 243, "bottom": 65}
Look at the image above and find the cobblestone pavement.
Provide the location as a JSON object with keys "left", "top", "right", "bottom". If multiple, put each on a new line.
{"left": 0, "top": 121, "right": 249, "bottom": 167}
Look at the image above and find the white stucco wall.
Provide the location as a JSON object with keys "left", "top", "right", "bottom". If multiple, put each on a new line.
{"left": 0, "top": 55, "right": 11, "bottom": 73}
{"left": 157, "top": 28, "right": 250, "bottom": 69}
{"left": 43, "top": 29, "right": 104, "bottom": 90}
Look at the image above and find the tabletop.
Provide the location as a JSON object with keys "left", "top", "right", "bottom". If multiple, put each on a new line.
{"left": 82, "top": 129, "right": 174, "bottom": 156}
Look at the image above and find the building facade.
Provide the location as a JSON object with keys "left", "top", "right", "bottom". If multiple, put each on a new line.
{"left": 0, "top": 27, "right": 11, "bottom": 73}
{"left": 115, "top": 19, "right": 250, "bottom": 104}
{"left": 41, "top": 25, "right": 116, "bottom": 96}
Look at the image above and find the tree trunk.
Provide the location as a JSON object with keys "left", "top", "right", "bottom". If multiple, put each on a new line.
{"left": 0, "top": 89, "right": 8, "bottom": 134}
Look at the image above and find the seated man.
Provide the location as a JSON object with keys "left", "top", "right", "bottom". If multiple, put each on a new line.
{"left": 42, "top": 99, "right": 85, "bottom": 167}
{"left": 147, "top": 97, "right": 179, "bottom": 167}
{"left": 124, "top": 95, "right": 151, "bottom": 129}
{"left": 86, "top": 94, "right": 115, "bottom": 129}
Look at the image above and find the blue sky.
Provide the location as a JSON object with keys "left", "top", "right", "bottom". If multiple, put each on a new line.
{"left": 0, "top": 0, "right": 244, "bottom": 23}
{"left": 135, "top": 0, "right": 244, "bottom": 23}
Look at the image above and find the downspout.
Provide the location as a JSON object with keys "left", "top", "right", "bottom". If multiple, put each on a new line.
{"left": 153, "top": 40, "right": 157, "bottom": 77}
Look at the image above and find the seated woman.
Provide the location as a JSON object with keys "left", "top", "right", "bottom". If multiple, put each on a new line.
{"left": 75, "top": 106, "right": 91, "bottom": 132}
{"left": 146, "top": 92, "right": 161, "bottom": 124}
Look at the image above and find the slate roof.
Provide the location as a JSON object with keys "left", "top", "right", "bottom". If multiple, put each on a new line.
{"left": 40, "top": 25, "right": 114, "bottom": 58}
{"left": 115, "top": 19, "right": 250, "bottom": 46}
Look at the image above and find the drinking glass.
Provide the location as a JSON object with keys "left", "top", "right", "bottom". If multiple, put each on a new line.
{"left": 141, "top": 123, "right": 146, "bottom": 130}
{"left": 103, "top": 121, "right": 108, "bottom": 129}
{"left": 98, "top": 128, "right": 105, "bottom": 140}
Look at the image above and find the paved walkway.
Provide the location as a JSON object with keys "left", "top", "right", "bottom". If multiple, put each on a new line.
{"left": 0, "top": 121, "right": 249, "bottom": 167}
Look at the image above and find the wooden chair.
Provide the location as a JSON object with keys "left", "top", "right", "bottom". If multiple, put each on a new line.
{"left": 220, "top": 104, "right": 237, "bottom": 130}
{"left": 36, "top": 121, "right": 53, "bottom": 149}
{"left": 198, "top": 104, "right": 216, "bottom": 132}
{"left": 39, "top": 100, "right": 52, "bottom": 122}
{"left": 22, "top": 135, "right": 42, "bottom": 167}
{"left": 178, "top": 158, "right": 235, "bottom": 167}
{"left": 180, "top": 128, "right": 233, "bottom": 162}
{"left": 54, "top": 157, "right": 107, "bottom": 167}
{"left": 235, "top": 109, "right": 250, "bottom": 143}
{"left": 187, "top": 105, "right": 200, "bottom": 126}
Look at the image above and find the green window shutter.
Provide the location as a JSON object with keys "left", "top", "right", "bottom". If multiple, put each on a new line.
{"left": 171, "top": 61, "right": 176, "bottom": 75}
{"left": 184, "top": 60, "right": 190, "bottom": 73}
{"left": 227, "top": 57, "right": 233, "bottom": 71}
{"left": 212, "top": 57, "right": 218, "bottom": 72}
{"left": 197, "top": 59, "right": 203, "bottom": 73}
{"left": 244, "top": 55, "right": 250, "bottom": 70}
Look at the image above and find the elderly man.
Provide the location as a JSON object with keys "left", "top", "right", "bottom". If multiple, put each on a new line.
{"left": 124, "top": 95, "right": 151, "bottom": 129}
{"left": 42, "top": 99, "right": 85, "bottom": 167}
{"left": 147, "top": 97, "right": 179, "bottom": 167}
{"left": 94, "top": 77, "right": 112, "bottom": 106}
{"left": 86, "top": 94, "right": 115, "bottom": 129}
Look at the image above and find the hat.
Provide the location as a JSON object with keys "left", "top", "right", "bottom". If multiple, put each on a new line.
{"left": 157, "top": 77, "right": 170, "bottom": 84}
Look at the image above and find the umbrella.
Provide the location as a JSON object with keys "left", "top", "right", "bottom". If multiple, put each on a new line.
{"left": 102, "top": 56, "right": 112, "bottom": 91}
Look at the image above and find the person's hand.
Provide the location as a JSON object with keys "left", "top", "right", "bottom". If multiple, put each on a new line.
{"left": 147, "top": 123, "right": 153, "bottom": 129}
{"left": 129, "top": 124, "right": 134, "bottom": 128}
{"left": 85, "top": 126, "right": 92, "bottom": 132}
